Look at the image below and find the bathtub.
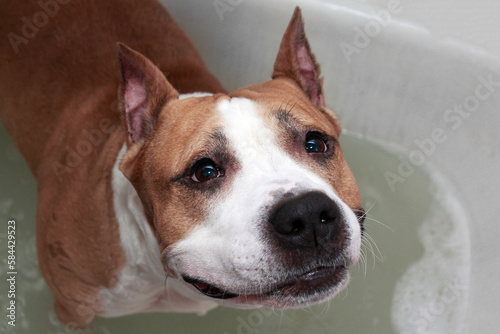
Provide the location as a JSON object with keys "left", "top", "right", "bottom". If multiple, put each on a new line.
{"left": 1, "top": 0, "right": 498, "bottom": 333}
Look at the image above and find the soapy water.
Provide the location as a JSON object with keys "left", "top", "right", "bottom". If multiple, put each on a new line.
{"left": 342, "top": 132, "right": 470, "bottom": 334}
{"left": 0, "top": 124, "right": 470, "bottom": 334}
{"left": 391, "top": 176, "right": 470, "bottom": 334}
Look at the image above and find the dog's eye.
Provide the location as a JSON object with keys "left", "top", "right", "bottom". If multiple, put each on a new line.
{"left": 191, "top": 159, "right": 222, "bottom": 183}
{"left": 305, "top": 134, "right": 328, "bottom": 153}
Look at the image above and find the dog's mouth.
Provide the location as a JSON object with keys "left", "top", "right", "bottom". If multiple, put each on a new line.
{"left": 182, "top": 276, "right": 239, "bottom": 299}
{"left": 181, "top": 265, "right": 347, "bottom": 304}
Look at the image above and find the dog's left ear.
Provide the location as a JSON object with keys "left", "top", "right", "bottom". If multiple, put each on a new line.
{"left": 272, "top": 7, "right": 324, "bottom": 107}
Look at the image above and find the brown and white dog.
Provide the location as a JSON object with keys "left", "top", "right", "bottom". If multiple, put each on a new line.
{"left": 0, "top": 0, "right": 364, "bottom": 328}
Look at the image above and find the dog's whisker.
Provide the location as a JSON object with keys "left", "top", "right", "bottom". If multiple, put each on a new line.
{"left": 361, "top": 198, "right": 379, "bottom": 216}
{"left": 276, "top": 308, "right": 286, "bottom": 334}
{"left": 361, "top": 233, "right": 383, "bottom": 273}
{"left": 364, "top": 216, "right": 395, "bottom": 233}
{"left": 319, "top": 299, "right": 329, "bottom": 318}
{"left": 362, "top": 249, "right": 369, "bottom": 277}
{"left": 167, "top": 276, "right": 170, "bottom": 300}
{"left": 164, "top": 276, "right": 172, "bottom": 305}
{"left": 357, "top": 248, "right": 368, "bottom": 278}
{"left": 362, "top": 234, "right": 379, "bottom": 267}
{"left": 363, "top": 232, "right": 384, "bottom": 263}
{"left": 341, "top": 284, "right": 349, "bottom": 301}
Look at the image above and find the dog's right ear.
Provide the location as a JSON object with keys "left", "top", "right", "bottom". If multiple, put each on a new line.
{"left": 117, "top": 43, "right": 179, "bottom": 145}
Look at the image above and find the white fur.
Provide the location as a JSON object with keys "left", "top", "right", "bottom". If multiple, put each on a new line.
{"left": 99, "top": 93, "right": 217, "bottom": 317}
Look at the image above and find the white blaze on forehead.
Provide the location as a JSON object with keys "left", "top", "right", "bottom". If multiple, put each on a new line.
{"left": 167, "top": 97, "right": 361, "bottom": 293}
{"left": 216, "top": 97, "right": 339, "bottom": 207}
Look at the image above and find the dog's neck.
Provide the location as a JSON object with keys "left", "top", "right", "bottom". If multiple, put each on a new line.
{"left": 112, "top": 143, "right": 164, "bottom": 283}
{"left": 100, "top": 93, "right": 218, "bottom": 317}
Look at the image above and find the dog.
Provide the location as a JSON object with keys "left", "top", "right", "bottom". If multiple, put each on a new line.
{"left": 0, "top": 0, "right": 364, "bottom": 328}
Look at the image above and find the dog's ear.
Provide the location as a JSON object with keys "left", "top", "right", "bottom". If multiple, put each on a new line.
{"left": 272, "top": 7, "right": 324, "bottom": 107}
{"left": 117, "top": 43, "right": 179, "bottom": 144}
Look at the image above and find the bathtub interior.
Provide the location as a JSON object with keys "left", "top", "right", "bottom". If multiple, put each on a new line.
{"left": 1, "top": 0, "right": 500, "bottom": 333}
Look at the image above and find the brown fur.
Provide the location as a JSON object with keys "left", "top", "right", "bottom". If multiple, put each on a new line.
{"left": 0, "top": 0, "right": 225, "bottom": 327}
{"left": 120, "top": 93, "right": 234, "bottom": 251}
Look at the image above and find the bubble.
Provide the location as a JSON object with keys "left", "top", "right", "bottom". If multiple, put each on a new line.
{"left": 391, "top": 174, "right": 470, "bottom": 334}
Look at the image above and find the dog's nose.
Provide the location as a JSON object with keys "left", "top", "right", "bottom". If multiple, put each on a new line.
{"left": 269, "top": 191, "right": 343, "bottom": 249}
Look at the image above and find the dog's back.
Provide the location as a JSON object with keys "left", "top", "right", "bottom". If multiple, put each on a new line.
{"left": 0, "top": 0, "right": 225, "bottom": 175}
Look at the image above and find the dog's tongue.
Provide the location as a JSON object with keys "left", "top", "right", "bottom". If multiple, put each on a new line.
{"left": 193, "top": 282, "right": 209, "bottom": 291}
{"left": 182, "top": 275, "right": 238, "bottom": 299}
{"left": 196, "top": 283, "right": 226, "bottom": 296}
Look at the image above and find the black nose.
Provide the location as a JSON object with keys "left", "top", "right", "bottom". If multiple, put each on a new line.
{"left": 269, "top": 191, "right": 343, "bottom": 249}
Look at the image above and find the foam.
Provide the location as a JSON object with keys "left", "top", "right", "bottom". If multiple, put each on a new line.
{"left": 390, "top": 167, "right": 470, "bottom": 334}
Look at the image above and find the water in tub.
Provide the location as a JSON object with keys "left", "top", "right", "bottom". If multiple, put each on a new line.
{"left": 0, "top": 123, "right": 470, "bottom": 334}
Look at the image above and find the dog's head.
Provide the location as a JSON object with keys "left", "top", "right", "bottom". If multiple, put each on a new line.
{"left": 117, "top": 7, "right": 364, "bottom": 309}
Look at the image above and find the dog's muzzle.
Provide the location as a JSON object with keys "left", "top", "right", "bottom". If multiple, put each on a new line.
{"left": 180, "top": 191, "right": 357, "bottom": 304}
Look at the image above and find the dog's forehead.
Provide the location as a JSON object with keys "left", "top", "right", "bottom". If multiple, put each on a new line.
{"left": 229, "top": 79, "right": 340, "bottom": 137}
